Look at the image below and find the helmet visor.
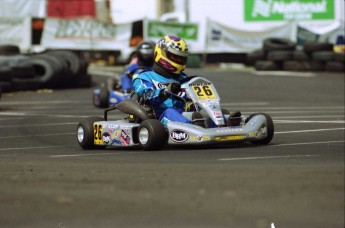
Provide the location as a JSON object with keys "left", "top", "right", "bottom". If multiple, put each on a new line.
{"left": 167, "top": 51, "right": 187, "bottom": 65}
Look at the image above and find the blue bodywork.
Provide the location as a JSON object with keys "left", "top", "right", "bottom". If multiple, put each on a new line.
{"left": 93, "top": 87, "right": 131, "bottom": 108}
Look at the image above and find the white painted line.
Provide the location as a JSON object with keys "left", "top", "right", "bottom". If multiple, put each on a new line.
{"left": 252, "top": 71, "right": 316, "bottom": 77}
{"left": 273, "top": 115, "right": 344, "bottom": 119}
{"left": 0, "top": 133, "right": 74, "bottom": 139}
{"left": 0, "top": 112, "right": 102, "bottom": 118}
{"left": 0, "top": 100, "right": 89, "bottom": 105}
{"left": 264, "top": 110, "right": 344, "bottom": 114}
{"left": 50, "top": 153, "right": 119, "bottom": 158}
{"left": 275, "top": 127, "right": 345, "bottom": 134}
{"left": 0, "top": 145, "right": 77, "bottom": 151}
{"left": 219, "top": 154, "right": 319, "bottom": 161}
{"left": 220, "top": 102, "right": 270, "bottom": 106}
{"left": 0, "top": 112, "right": 121, "bottom": 119}
{"left": 0, "top": 122, "right": 77, "bottom": 128}
{"left": 275, "top": 120, "right": 345, "bottom": 124}
{"left": 50, "top": 151, "right": 142, "bottom": 158}
{"left": 230, "top": 106, "right": 344, "bottom": 110}
{"left": 272, "top": 140, "right": 345, "bottom": 147}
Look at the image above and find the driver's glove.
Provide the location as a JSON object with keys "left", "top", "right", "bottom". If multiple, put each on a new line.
{"left": 166, "top": 82, "right": 181, "bottom": 94}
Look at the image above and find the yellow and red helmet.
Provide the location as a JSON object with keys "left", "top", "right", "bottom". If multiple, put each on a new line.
{"left": 154, "top": 35, "right": 189, "bottom": 74}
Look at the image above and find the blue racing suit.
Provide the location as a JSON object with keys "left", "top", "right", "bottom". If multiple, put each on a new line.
{"left": 120, "top": 63, "right": 139, "bottom": 92}
{"left": 132, "top": 70, "right": 191, "bottom": 125}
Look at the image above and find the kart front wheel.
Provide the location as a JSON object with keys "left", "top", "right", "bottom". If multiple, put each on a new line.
{"left": 138, "top": 119, "right": 167, "bottom": 151}
{"left": 99, "top": 83, "right": 110, "bottom": 108}
{"left": 247, "top": 113, "right": 274, "bottom": 145}
{"left": 77, "top": 116, "right": 104, "bottom": 149}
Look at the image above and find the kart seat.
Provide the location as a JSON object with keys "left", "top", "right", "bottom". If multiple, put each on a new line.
{"left": 130, "top": 92, "right": 156, "bottom": 120}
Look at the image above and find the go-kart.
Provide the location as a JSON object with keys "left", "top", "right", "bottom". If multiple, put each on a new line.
{"left": 78, "top": 76, "right": 274, "bottom": 150}
{"left": 92, "top": 79, "right": 131, "bottom": 108}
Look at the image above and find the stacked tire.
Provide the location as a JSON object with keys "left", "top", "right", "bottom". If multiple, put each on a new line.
{"left": 247, "top": 38, "right": 345, "bottom": 72}
{"left": 0, "top": 46, "right": 91, "bottom": 93}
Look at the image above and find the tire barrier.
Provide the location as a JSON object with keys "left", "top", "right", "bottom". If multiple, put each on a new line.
{"left": 0, "top": 45, "right": 20, "bottom": 55}
{"left": 247, "top": 38, "right": 344, "bottom": 72}
{"left": 0, "top": 46, "right": 91, "bottom": 93}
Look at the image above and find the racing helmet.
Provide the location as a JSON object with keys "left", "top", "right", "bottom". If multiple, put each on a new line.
{"left": 136, "top": 41, "right": 155, "bottom": 66}
{"left": 154, "top": 35, "right": 189, "bottom": 74}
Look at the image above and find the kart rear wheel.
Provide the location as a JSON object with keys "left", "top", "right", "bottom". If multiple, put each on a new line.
{"left": 77, "top": 116, "right": 104, "bottom": 149}
{"left": 246, "top": 113, "right": 274, "bottom": 145}
{"left": 138, "top": 119, "right": 167, "bottom": 151}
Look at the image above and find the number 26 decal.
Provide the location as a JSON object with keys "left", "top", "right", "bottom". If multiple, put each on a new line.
{"left": 193, "top": 85, "right": 215, "bottom": 99}
{"left": 94, "top": 124, "right": 102, "bottom": 140}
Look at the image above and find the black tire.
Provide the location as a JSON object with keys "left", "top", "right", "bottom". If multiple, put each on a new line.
{"left": 11, "top": 66, "right": 36, "bottom": 79}
{"left": 303, "top": 42, "right": 334, "bottom": 53}
{"left": 334, "top": 53, "right": 345, "bottom": 62}
{"left": 77, "top": 116, "right": 105, "bottom": 150}
{"left": 0, "top": 54, "right": 28, "bottom": 67}
{"left": 292, "top": 50, "right": 310, "bottom": 61}
{"left": 267, "top": 50, "right": 293, "bottom": 62}
{"left": 138, "top": 119, "right": 167, "bottom": 151}
{"left": 99, "top": 83, "right": 109, "bottom": 108}
{"left": 35, "top": 54, "right": 74, "bottom": 87}
{"left": 0, "top": 45, "right": 20, "bottom": 55}
{"left": 283, "top": 61, "right": 310, "bottom": 71}
{"left": 11, "top": 78, "right": 40, "bottom": 91}
{"left": 0, "top": 81, "right": 12, "bottom": 93}
{"left": 263, "top": 38, "right": 296, "bottom": 51}
{"left": 311, "top": 51, "right": 334, "bottom": 62}
{"left": 246, "top": 49, "right": 266, "bottom": 65}
{"left": 307, "top": 61, "right": 325, "bottom": 71}
{"left": 19, "top": 56, "right": 58, "bottom": 87}
{"left": 255, "top": 60, "right": 282, "bottom": 71}
{"left": 246, "top": 113, "right": 274, "bottom": 145}
{"left": 325, "top": 61, "right": 344, "bottom": 72}
{"left": 47, "top": 50, "right": 82, "bottom": 76}
{"left": 0, "top": 66, "right": 13, "bottom": 82}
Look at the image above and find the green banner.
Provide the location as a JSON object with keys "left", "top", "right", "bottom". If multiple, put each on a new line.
{"left": 244, "top": 0, "right": 335, "bottom": 21}
{"left": 147, "top": 21, "right": 198, "bottom": 41}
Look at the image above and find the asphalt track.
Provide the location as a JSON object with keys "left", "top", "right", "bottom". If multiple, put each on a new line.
{"left": 0, "top": 66, "right": 344, "bottom": 228}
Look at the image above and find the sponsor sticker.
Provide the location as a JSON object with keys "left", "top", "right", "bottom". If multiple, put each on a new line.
{"left": 215, "top": 135, "right": 245, "bottom": 141}
{"left": 102, "top": 132, "right": 111, "bottom": 144}
{"left": 119, "top": 130, "right": 131, "bottom": 146}
{"left": 94, "top": 123, "right": 103, "bottom": 145}
{"left": 190, "top": 136, "right": 211, "bottom": 142}
{"left": 170, "top": 129, "right": 189, "bottom": 143}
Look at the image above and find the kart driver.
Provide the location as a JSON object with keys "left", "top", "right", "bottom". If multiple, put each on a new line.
{"left": 132, "top": 35, "right": 241, "bottom": 127}
{"left": 119, "top": 41, "right": 155, "bottom": 92}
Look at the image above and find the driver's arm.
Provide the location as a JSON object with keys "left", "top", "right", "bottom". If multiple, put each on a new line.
{"left": 133, "top": 78, "right": 167, "bottom": 106}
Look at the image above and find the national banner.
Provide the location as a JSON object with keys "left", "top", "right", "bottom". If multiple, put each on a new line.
{"left": 245, "top": 0, "right": 335, "bottom": 21}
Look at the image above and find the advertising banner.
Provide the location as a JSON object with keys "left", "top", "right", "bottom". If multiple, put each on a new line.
{"left": 41, "top": 18, "right": 132, "bottom": 50}
{"left": 245, "top": 0, "right": 335, "bottom": 21}
{"left": 206, "top": 19, "right": 295, "bottom": 53}
{"left": 0, "top": 17, "right": 31, "bottom": 52}
{"left": 146, "top": 20, "right": 198, "bottom": 40}
{"left": 296, "top": 26, "right": 319, "bottom": 46}
{"left": 144, "top": 20, "right": 203, "bottom": 52}
{"left": 0, "top": 0, "right": 46, "bottom": 18}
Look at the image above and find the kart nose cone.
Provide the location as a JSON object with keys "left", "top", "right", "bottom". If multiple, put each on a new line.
{"left": 77, "top": 126, "right": 84, "bottom": 143}
{"left": 139, "top": 128, "right": 149, "bottom": 144}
